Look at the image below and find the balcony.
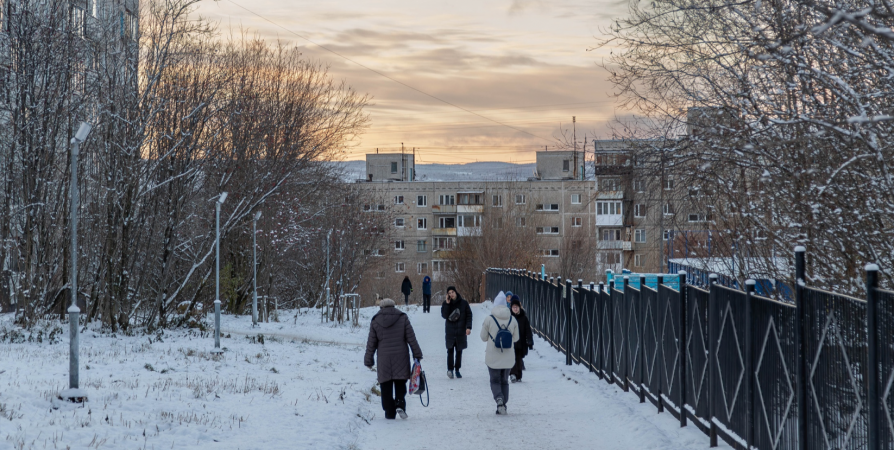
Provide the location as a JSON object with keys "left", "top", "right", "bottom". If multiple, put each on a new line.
{"left": 596, "top": 215, "right": 623, "bottom": 227}
{"left": 432, "top": 228, "right": 457, "bottom": 236}
{"left": 622, "top": 241, "right": 632, "bottom": 251}
{"left": 457, "top": 205, "right": 484, "bottom": 214}
{"left": 598, "top": 241, "right": 625, "bottom": 250}
{"left": 457, "top": 227, "right": 482, "bottom": 237}
{"left": 596, "top": 191, "right": 624, "bottom": 200}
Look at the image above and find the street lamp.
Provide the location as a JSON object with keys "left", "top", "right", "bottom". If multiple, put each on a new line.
{"left": 62, "top": 122, "right": 91, "bottom": 403}
{"left": 212, "top": 192, "right": 227, "bottom": 354}
{"left": 252, "top": 210, "right": 262, "bottom": 328}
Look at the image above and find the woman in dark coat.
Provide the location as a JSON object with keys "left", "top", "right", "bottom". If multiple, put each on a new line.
{"left": 400, "top": 276, "right": 413, "bottom": 306}
{"left": 440, "top": 286, "right": 473, "bottom": 379}
{"left": 509, "top": 295, "right": 534, "bottom": 382}
{"left": 364, "top": 299, "right": 423, "bottom": 419}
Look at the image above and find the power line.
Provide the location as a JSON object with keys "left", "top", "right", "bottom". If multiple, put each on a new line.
{"left": 225, "top": 0, "right": 555, "bottom": 143}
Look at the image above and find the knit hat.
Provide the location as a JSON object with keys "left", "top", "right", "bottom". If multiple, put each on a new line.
{"left": 380, "top": 298, "right": 395, "bottom": 307}
{"left": 446, "top": 286, "right": 457, "bottom": 294}
{"left": 510, "top": 295, "right": 521, "bottom": 307}
{"left": 505, "top": 290, "right": 513, "bottom": 298}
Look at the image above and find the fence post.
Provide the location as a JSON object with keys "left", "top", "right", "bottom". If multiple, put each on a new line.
{"left": 679, "top": 270, "right": 688, "bottom": 428}
{"left": 598, "top": 281, "right": 605, "bottom": 381}
{"left": 623, "top": 276, "right": 630, "bottom": 392}
{"left": 794, "top": 246, "right": 807, "bottom": 450}
{"left": 867, "top": 263, "right": 881, "bottom": 450}
{"left": 745, "top": 279, "right": 756, "bottom": 448}
{"left": 708, "top": 273, "right": 719, "bottom": 447}
{"left": 578, "top": 279, "right": 584, "bottom": 369}
{"left": 639, "top": 274, "right": 646, "bottom": 404}
{"left": 657, "top": 274, "right": 664, "bottom": 414}
{"left": 566, "top": 278, "right": 573, "bottom": 366}
{"left": 608, "top": 278, "right": 615, "bottom": 385}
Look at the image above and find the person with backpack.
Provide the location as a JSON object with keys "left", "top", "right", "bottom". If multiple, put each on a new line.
{"left": 441, "top": 286, "right": 472, "bottom": 379}
{"left": 479, "top": 293, "right": 519, "bottom": 415}
{"left": 421, "top": 276, "right": 432, "bottom": 313}
{"left": 400, "top": 276, "right": 413, "bottom": 306}
{"left": 509, "top": 295, "right": 533, "bottom": 383}
{"left": 364, "top": 299, "right": 423, "bottom": 420}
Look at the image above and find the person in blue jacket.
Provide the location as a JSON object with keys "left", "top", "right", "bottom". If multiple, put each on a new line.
{"left": 422, "top": 276, "right": 432, "bottom": 313}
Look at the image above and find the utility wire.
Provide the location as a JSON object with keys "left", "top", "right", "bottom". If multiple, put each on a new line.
{"left": 225, "top": 0, "right": 554, "bottom": 143}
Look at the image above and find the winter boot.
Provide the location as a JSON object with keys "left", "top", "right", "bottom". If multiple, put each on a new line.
{"left": 496, "top": 396, "right": 507, "bottom": 415}
{"left": 455, "top": 370, "right": 462, "bottom": 378}
{"left": 510, "top": 374, "right": 518, "bottom": 383}
{"left": 396, "top": 408, "right": 408, "bottom": 419}
{"left": 447, "top": 370, "right": 454, "bottom": 379}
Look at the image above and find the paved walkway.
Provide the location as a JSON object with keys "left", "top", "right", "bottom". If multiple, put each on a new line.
{"left": 357, "top": 303, "right": 727, "bottom": 450}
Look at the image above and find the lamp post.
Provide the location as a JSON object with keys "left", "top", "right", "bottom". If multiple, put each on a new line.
{"left": 63, "top": 122, "right": 91, "bottom": 403}
{"left": 252, "top": 210, "right": 261, "bottom": 328}
{"left": 212, "top": 192, "right": 227, "bottom": 353}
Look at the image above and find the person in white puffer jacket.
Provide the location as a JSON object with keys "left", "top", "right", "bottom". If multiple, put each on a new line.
{"left": 479, "top": 293, "right": 519, "bottom": 415}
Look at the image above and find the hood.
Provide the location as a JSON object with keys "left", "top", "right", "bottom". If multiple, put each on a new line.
{"left": 423, "top": 276, "right": 431, "bottom": 283}
{"left": 375, "top": 306, "right": 404, "bottom": 328}
{"left": 491, "top": 303, "right": 511, "bottom": 320}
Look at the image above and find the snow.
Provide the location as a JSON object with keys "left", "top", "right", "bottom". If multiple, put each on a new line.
{"left": 1, "top": 307, "right": 727, "bottom": 449}
{"left": 338, "top": 161, "right": 537, "bottom": 182}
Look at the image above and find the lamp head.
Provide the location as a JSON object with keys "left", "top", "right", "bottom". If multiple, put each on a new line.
{"left": 254, "top": 210, "right": 262, "bottom": 221}
{"left": 74, "top": 122, "right": 92, "bottom": 142}
{"left": 217, "top": 192, "right": 228, "bottom": 204}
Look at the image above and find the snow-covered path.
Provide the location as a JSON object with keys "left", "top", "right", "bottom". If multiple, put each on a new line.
{"left": 358, "top": 303, "right": 725, "bottom": 450}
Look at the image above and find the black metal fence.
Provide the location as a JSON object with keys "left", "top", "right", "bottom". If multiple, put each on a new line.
{"left": 485, "top": 250, "right": 894, "bottom": 450}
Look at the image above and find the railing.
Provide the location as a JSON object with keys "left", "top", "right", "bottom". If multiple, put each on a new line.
{"left": 486, "top": 249, "right": 894, "bottom": 450}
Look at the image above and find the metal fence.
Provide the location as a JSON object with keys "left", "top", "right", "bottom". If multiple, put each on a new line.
{"left": 485, "top": 250, "right": 894, "bottom": 450}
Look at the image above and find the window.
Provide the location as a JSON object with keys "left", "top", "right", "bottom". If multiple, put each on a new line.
{"left": 433, "top": 260, "right": 456, "bottom": 272}
{"left": 571, "top": 217, "right": 583, "bottom": 227}
{"left": 563, "top": 160, "right": 570, "bottom": 172}
{"left": 634, "top": 229, "right": 646, "bottom": 243}
{"left": 663, "top": 203, "right": 675, "bottom": 215}
{"left": 634, "top": 180, "right": 645, "bottom": 192}
{"left": 391, "top": 162, "right": 398, "bottom": 173}
{"left": 536, "top": 227, "right": 560, "bottom": 234}
{"left": 395, "top": 240, "right": 405, "bottom": 250}
{"left": 492, "top": 195, "right": 503, "bottom": 207}
{"left": 596, "top": 202, "right": 622, "bottom": 215}
{"left": 395, "top": 262, "right": 405, "bottom": 273}
{"left": 634, "top": 254, "right": 643, "bottom": 267}
{"left": 72, "top": 6, "right": 86, "bottom": 37}
{"left": 602, "top": 229, "right": 622, "bottom": 241}
{"left": 417, "top": 195, "right": 427, "bottom": 207}
{"left": 664, "top": 229, "right": 675, "bottom": 241}
{"left": 601, "top": 178, "right": 620, "bottom": 191}
{"left": 88, "top": 0, "right": 98, "bottom": 17}
{"left": 438, "top": 217, "right": 456, "bottom": 228}
{"left": 434, "top": 237, "right": 455, "bottom": 250}
{"left": 571, "top": 194, "right": 582, "bottom": 204}
{"left": 600, "top": 253, "right": 621, "bottom": 264}
{"left": 377, "top": 204, "right": 386, "bottom": 211}
{"left": 541, "top": 249, "right": 560, "bottom": 257}
{"left": 457, "top": 193, "right": 483, "bottom": 205}
{"left": 516, "top": 217, "right": 526, "bottom": 227}
{"left": 376, "top": 271, "right": 385, "bottom": 279}
{"left": 439, "top": 195, "right": 455, "bottom": 206}
{"left": 515, "top": 194, "right": 526, "bottom": 205}
{"left": 417, "top": 218, "right": 428, "bottom": 230}
{"left": 634, "top": 204, "right": 646, "bottom": 217}
{"left": 688, "top": 213, "right": 707, "bottom": 222}
{"left": 457, "top": 215, "right": 481, "bottom": 227}
{"left": 689, "top": 189, "right": 700, "bottom": 197}
{"left": 394, "top": 196, "right": 404, "bottom": 204}
{"left": 363, "top": 204, "right": 371, "bottom": 212}
{"left": 417, "top": 263, "right": 428, "bottom": 274}
{"left": 417, "top": 240, "right": 427, "bottom": 252}
{"left": 125, "top": 10, "right": 138, "bottom": 41}
{"left": 664, "top": 178, "right": 675, "bottom": 190}
{"left": 364, "top": 249, "right": 384, "bottom": 256}
{"left": 536, "top": 204, "right": 560, "bottom": 211}
{"left": 395, "top": 218, "right": 405, "bottom": 227}
{"left": 493, "top": 217, "right": 503, "bottom": 229}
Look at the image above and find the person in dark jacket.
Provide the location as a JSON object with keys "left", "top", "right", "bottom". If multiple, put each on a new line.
{"left": 509, "top": 295, "right": 534, "bottom": 383}
{"left": 422, "top": 276, "right": 432, "bottom": 313}
{"left": 364, "top": 299, "right": 423, "bottom": 420}
{"left": 400, "top": 276, "right": 413, "bottom": 306}
{"left": 441, "top": 286, "right": 473, "bottom": 379}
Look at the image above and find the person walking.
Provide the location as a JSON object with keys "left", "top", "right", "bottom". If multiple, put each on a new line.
{"left": 400, "top": 276, "right": 413, "bottom": 307}
{"left": 441, "top": 286, "right": 472, "bottom": 379}
{"left": 509, "top": 295, "right": 533, "bottom": 383}
{"left": 421, "top": 276, "right": 432, "bottom": 313}
{"left": 364, "top": 299, "right": 423, "bottom": 420}
{"left": 480, "top": 296, "right": 519, "bottom": 415}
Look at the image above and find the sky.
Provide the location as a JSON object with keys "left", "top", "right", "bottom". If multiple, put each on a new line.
{"left": 194, "top": 0, "right": 630, "bottom": 163}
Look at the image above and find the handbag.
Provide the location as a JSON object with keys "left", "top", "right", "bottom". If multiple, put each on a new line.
{"left": 409, "top": 359, "right": 430, "bottom": 407}
{"left": 448, "top": 307, "right": 461, "bottom": 322}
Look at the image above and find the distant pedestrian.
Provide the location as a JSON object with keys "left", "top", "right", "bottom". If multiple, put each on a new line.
{"left": 422, "top": 276, "right": 432, "bottom": 313}
{"left": 504, "top": 290, "right": 514, "bottom": 308}
{"left": 509, "top": 295, "right": 533, "bottom": 383}
{"left": 401, "top": 276, "right": 413, "bottom": 306}
{"left": 441, "top": 286, "right": 473, "bottom": 379}
{"left": 480, "top": 297, "right": 519, "bottom": 415}
{"left": 364, "top": 299, "right": 423, "bottom": 420}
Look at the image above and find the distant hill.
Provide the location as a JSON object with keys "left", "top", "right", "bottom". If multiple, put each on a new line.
{"left": 336, "top": 160, "right": 537, "bottom": 182}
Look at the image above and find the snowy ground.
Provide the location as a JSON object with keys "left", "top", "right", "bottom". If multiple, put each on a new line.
{"left": 0, "top": 305, "right": 728, "bottom": 450}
